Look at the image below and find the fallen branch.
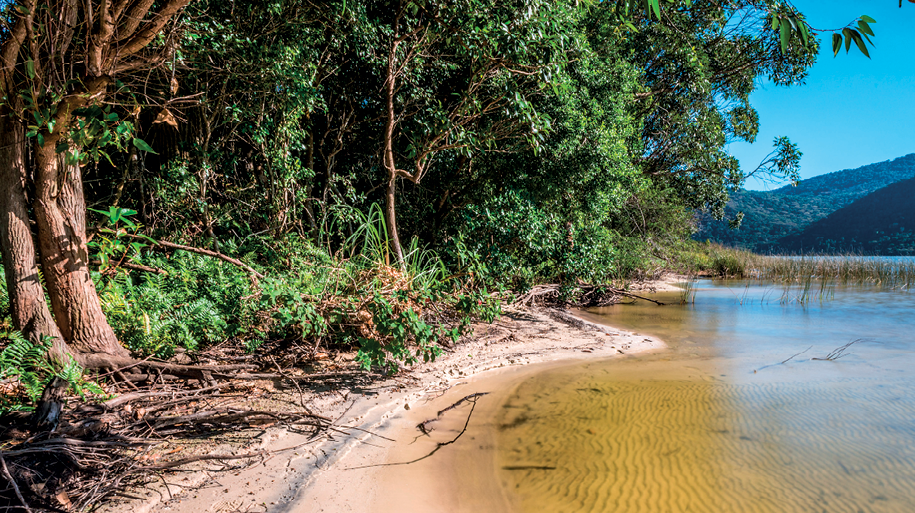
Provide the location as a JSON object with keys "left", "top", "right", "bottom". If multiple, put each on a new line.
{"left": 513, "top": 283, "right": 666, "bottom": 307}
{"left": 582, "top": 284, "right": 666, "bottom": 306}
{"left": 0, "top": 451, "right": 32, "bottom": 513}
{"left": 210, "top": 370, "right": 382, "bottom": 381}
{"left": 418, "top": 392, "right": 488, "bottom": 435}
{"left": 347, "top": 393, "right": 489, "bottom": 470}
{"left": 813, "top": 339, "right": 864, "bottom": 361}
{"left": 123, "top": 234, "right": 264, "bottom": 279}
{"left": 781, "top": 346, "right": 812, "bottom": 365}
{"left": 91, "top": 259, "right": 167, "bottom": 275}
{"left": 753, "top": 345, "right": 812, "bottom": 373}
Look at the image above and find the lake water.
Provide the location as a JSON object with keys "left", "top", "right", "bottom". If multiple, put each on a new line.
{"left": 367, "top": 278, "right": 915, "bottom": 513}
{"left": 498, "top": 280, "right": 915, "bottom": 512}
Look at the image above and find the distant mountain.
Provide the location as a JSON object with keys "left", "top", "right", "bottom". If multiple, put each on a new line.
{"left": 694, "top": 153, "right": 915, "bottom": 252}
{"left": 778, "top": 177, "right": 915, "bottom": 255}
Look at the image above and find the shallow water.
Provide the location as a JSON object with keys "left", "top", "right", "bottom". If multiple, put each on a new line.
{"left": 497, "top": 281, "right": 915, "bottom": 512}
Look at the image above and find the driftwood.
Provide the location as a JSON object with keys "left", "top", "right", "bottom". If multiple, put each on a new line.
{"left": 812, "top": 339, "right": 864, "bottom": 361}
{"left": 513, "top": 283, "right": 666, "bottom": 307}
{"left": 347, "top": 392, "right": 489, "bottom": 470}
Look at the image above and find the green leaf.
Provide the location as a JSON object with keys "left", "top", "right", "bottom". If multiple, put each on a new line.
{"left": 779, "top": 19, "right": 791, "bottom": 54}
{"left": 799, "top": 23, "right": 809, "bottom": 46}
{"left": 860, "top": 15, "right": 876, "bottom": 24}
{"left": 832, "top": 33, "right": 842, "bottom": 56}
{"left": 25, "top": 58, "right": 34, "bottom": 79}
{"left": 857, "top": 21, "right": 874, "bottom": 37}
{"left": 648, "top": 0, "right": 661, "bottom": 20}
{"left": 849, "top": 30, "right": 870, "bottom": 58}
{"left": 132, "top": 138, "right": 158, "bottom": 154}
{"left": 842, "top": 28, "right": 853, "bottom": 53}
{"left": 36, "top": 133, "right": 44, "bottom": 148}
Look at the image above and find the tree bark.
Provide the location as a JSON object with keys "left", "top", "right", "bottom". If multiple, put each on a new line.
{"left": 0, "top": 115, "right": 68, "bottom": 361}
{"left": 33, "top": 141, "right": 128, "bottom": 358}
{"left": 384, "top": 177, "right": 403, "bottom": 265}
{"left": 383, "top": 38, "right": 405, "bottom": 264}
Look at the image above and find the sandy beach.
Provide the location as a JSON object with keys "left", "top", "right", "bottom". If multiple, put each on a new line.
{"left": 105, "top": 303, "right": 669, "bottom": 513}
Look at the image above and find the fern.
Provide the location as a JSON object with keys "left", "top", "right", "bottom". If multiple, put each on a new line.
{"left": 0, "top": 331, "right": 52, "bottom": 406}
{"left": 0, "top": 332, "right": 105, "bottom": 413}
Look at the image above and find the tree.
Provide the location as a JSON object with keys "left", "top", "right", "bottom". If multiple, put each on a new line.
{"left": 597, "top": 1, "right": 814, "bottom": 218}
{"left": 0, "top": 0, "right": 191, "bottom": 367}
{"left": 324, "top": 0, "right": 578, "bottom": 262}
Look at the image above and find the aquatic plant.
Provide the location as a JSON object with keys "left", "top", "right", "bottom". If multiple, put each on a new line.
{"left": 678, "top": 277, "right": 697, "bottom": 305}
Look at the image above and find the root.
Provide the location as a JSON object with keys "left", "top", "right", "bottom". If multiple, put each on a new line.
{"left": 2, "top": 380, "right": 336, "bottom": 511}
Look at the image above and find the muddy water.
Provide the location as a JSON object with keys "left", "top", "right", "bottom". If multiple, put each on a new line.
{"left": 499, "top": 282, "right": 915, "bottom": 512}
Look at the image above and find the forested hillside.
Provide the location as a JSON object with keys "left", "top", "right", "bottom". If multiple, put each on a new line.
{"left": 778, "top": 177, "right": 915, "bottom": 255}
{"left": 695, "top": 154, "right": 915, "bottom": 251}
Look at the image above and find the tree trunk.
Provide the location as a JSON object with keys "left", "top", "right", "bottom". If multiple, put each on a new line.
{"left": 384, "top": 177, "right": 404, "bottom": 265}
{"left": 383, "top": 37, "right": 405, "bottom": 264}
{"left": 0, "top": 116, "right": 68, "bottom": 361}
{"left": 32, "top": 141, "right": 128, "bottom": 358}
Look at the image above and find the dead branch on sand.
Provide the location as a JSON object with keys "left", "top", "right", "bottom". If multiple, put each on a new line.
{"left": 512, "top": 283, "right": 665, "bottom": 308}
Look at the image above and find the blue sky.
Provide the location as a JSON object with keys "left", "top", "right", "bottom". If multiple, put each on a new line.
{"left": 729, "top": 1, "right": 915, "bottom": 190}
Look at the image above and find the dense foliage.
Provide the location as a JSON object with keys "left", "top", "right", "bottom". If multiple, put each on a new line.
{"left": 0, "top": 0, "right": 885, "bottom": 385}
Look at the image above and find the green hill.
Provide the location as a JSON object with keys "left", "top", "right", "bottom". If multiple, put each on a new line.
{"left": 694, "top": 153, "right": 915, "bottom": 252}
{"left": 778, "top": 177, "right": 915, "bottom": 255}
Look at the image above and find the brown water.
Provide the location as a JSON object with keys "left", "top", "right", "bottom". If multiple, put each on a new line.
{"left": 497, "top": 282, "right": 915, "bottom": 512}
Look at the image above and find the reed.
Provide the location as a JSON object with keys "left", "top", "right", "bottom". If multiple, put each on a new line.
{"left": 678, "top": 276, "right": 697, "bottom": 304}
{"left": 699, "top": 245, "right": 914, "bottom": 290}
{"left": 750, "top": 254, "right": 915, "bottom": 289}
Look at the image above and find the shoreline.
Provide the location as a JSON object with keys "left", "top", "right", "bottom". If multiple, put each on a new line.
{"left": 107, "top": 302, "right": 671, "bottom": 513}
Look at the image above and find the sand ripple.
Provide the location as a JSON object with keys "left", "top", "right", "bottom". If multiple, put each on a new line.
{"left": 497, "top": 369, "right": 915, "bottom": 513}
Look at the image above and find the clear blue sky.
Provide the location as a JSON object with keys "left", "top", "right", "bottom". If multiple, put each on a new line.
{"left": 729, "top": 1, "right": 915, "bottom": 191}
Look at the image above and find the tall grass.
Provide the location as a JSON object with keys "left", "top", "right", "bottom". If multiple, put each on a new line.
{"left": 748, "top": 256, "right": 914, "bottom": 290}
{"left": 695, "top": 244, "right": 915, "bottom": 290}
{"left": 678, "top": 276, "right": 697, "bottom": 304}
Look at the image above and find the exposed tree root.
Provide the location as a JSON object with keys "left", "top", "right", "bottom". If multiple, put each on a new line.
{"left": 1, "top": 379, "right": 337, "bottom": 512}
{"left": 1, "top": 338, "right": 394, "bottom": 513}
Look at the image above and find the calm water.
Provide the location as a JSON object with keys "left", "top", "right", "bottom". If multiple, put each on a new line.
{"left": 496, "top": 280, "right": 915, "bottom": 512}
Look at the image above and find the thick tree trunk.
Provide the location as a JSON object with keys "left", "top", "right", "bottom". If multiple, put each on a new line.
{"left": 0, "top": 116, "right": 69, "bottom": 361}
{"left": 33, "top": 142, "right": 128, "bottom": 358}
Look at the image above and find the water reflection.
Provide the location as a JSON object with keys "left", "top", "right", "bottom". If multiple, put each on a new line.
{"left": 498, "top": 280, "right": 915, "bottom": 512}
